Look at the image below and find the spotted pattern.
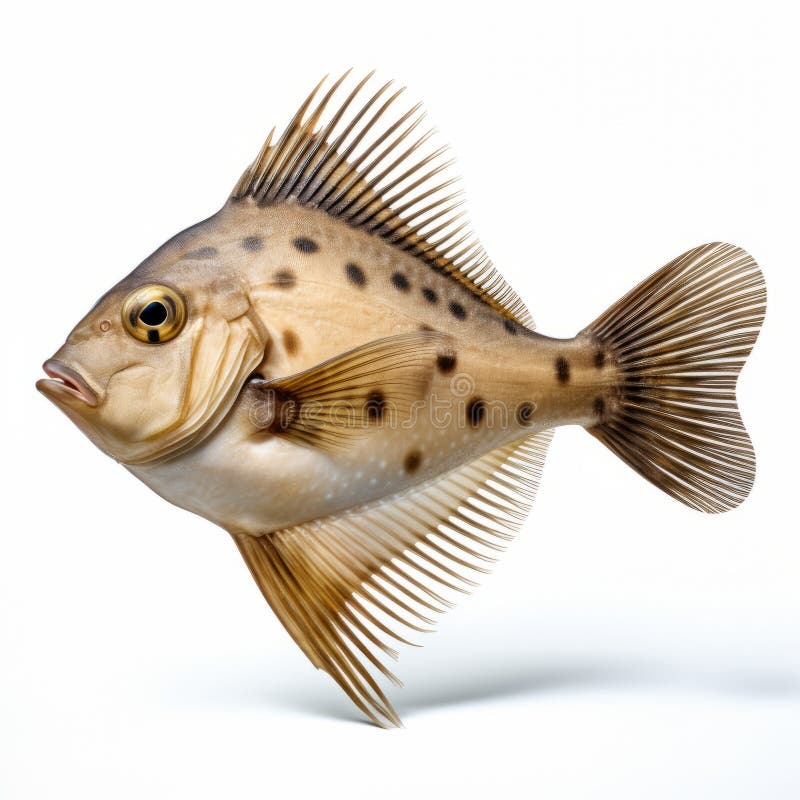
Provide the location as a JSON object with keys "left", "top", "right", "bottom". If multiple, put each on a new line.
{"left": 403, "top": 449, "right": 422, "bottom": 474}
{"left": 282, "top": 329, "right": 299, "bottom": 355}
{"left": 242, "top": 236, "right": 263, "bottom": 252}
{"left": 422, "top": 287, "right": 438, "bottom": 304}
{"left": 436, "top": 351, "right": 457, "bottom": 374}
{"left": 391, "top": 272, "right": 410, "bottom": 291}
{"left": 365, "top": 390, "right": 386, "bottom": 422}
{"left": 293, "top": 237, "right": 318, "bottom": 254}
{"left": 593, "top": 397, "right": 605, "bottom": 418}
{"left": 345, "top": 263, "right": 367, "bottom": 287}
{"left": 449, "top": 301, "right": 467, "bottom": 320}
{"left": 594, "top": 349, "right": 606, "bottom": 369}
{"left": 555, "top": 356, "right": 570, "bottom": 384}
{"left": 504, "top": 318, "right": 518, "bottom": 335}
{"left": 273, "top": 270, "right": 296, "bottom": 288}
{"left": 467, "top": 397, "right": 486, "bottom": 428}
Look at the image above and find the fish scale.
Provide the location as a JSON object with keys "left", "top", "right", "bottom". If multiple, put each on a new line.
{"left": 38, "top": 73, "right": 766, "bottom": 727}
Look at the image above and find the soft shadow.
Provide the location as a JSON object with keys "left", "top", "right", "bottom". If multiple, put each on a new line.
{"left": 248, "top": 658, "right": 642, "bottom": 723}
{"left": 397, "top": 658, "right": 800, "bottom": 717}
{"left": 271, "top": 655, "right": 800, "bottom": 723}
{"left": 164, "top": 652, "right": 800, "bottom": 725}
{"left": 396, "top": 660, "right": 641, "bottom": 713}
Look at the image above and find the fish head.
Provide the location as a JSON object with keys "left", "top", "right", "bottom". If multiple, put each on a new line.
{"left": 37, "top": 218, "right": 269, "bottom": 465}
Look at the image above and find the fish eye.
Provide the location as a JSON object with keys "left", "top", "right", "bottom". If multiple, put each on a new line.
{"left": 121, "top": 284, "right": 186, "bottom": 344}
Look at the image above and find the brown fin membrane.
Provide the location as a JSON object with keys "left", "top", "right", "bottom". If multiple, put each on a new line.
{"left": 233, "top": 429, "right": 552, "bottom": 727}
{"left": 584, "top": 242, "right": 766, "bottom": 513}
{"left": 230, "top": 71, "right": 534, "bottom": 329}
{"left": 248, "top": 331, "right": 446, "bottom": 449}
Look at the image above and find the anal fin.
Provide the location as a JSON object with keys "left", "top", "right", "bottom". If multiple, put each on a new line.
{"left": 232, "top": 430, "right": 553, "bottom": 727}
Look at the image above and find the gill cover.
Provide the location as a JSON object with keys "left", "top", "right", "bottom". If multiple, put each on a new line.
{"left": 43, "top": 252, "right": 269, "bottom": 466}
{"left": 112, "top": 275, "right": 268, "bottom": 465}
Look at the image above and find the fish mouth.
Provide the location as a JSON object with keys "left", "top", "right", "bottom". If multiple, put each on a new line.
{"left": 37, "top": 359, "right": 98, "bottom": 407}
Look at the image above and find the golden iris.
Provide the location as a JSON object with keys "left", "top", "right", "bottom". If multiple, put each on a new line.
{"left": 121, "top": 285, "right": 186, "bottom": 344}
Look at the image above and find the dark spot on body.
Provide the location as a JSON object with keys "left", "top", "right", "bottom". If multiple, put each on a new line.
{"left": 242, "top": 236, "right": 263, "bottom": 252}
{"left": 419, "top": 324, "right": 434, "bottom": 332}
{"left": 594, "top": 349, "right": 606, "bottom": 369}
{"left": 391, "top": 272, "right": 410, "bottom": 291}
{"left": 422, "top": 287, "right": 438, "bottom": 303}
{"left": 593, "top": 397, "right": 605, "bottom": 418}
{"left": 345, "top": 263, "right": 367, "bottom": 287}
{"left": 186, "top": 246, "right": 218, "bottom": 259}
{"left": 517, "top": 401, "right": 535, "bottom": 426}
{"left": 436, "top": 351, "right": 457, "bottom": 374}
{"left": 449, "top": 301, "right": 467, "bottom": 320}
{"left": 504, "top": 318, "right": 518, "bottom": 335}
{"left": 467, "top": 397, "right": 486, "bottom": 428}
{"left": 293, "top": 237, "right": 318, "bottom": 253}
{"left": 403, "top": 450, "right": 422, "bottom": 474}
{"left": 282, "top": 329, "right": 299, "bottom": 355}
{"left": 365, "top": 390, "right": 386, "bottom": 422}
{"left": 555, "top": 356, "right": 570, "bottom": 384}
{"left": 273, "top": 270, "right": 296, "bottom": 288}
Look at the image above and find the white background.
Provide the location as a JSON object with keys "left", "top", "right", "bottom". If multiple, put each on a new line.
{"left": 2, "top": 1, "right": 798, "bottom": 798}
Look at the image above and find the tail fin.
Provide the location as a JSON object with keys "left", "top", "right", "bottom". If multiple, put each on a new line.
{"left": 583, "top": 242, "right": 766, "bottom": 513}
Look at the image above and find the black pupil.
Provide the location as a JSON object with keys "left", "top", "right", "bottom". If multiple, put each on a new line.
{"left": 139, "top": 301, "right": 168, "bottom": 326}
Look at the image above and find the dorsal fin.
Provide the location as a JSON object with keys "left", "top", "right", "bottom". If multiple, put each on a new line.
{"left": 230, "top": 71, "right": 535, "bottom": 329}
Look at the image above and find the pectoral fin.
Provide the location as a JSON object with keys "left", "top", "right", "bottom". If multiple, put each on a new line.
{"left": 248, "top": 330, "right": 446, "bottom": 449}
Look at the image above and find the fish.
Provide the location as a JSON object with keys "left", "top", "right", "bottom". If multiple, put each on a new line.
{"left": 37, "top": 72, "right": 766, "bottom": 727}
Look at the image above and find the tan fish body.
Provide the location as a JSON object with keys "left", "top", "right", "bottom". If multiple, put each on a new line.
{"left": 37, "top": 74, "right": 766, "bottom": 726}
{"left": 129, "top": 201, "right": 606, "bottom": 534}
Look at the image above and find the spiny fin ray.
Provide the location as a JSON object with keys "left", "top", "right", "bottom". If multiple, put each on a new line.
{"left": 230, "top": 72, "right": 534, "bottom": 329}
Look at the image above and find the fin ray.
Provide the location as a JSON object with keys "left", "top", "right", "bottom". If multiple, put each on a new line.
{"left": 230, "top": 72, "right": 535, "bottom": 329}
{"left": 584, "top": 242, "right": 765, "bottom": 513}
{"left": 232, "top": 430, "right": 553, "bottom": 727}
{"left": 248, "top": 331, "right": 445, "bottom": 449}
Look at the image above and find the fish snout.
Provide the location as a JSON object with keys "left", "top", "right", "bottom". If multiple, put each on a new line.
{"left": 37, "top": 359, "right": 99, "bottom": 407}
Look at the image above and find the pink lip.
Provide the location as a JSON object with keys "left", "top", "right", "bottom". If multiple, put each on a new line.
{"left": 37, "top": 359, "right": 98, "bottom": 407}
